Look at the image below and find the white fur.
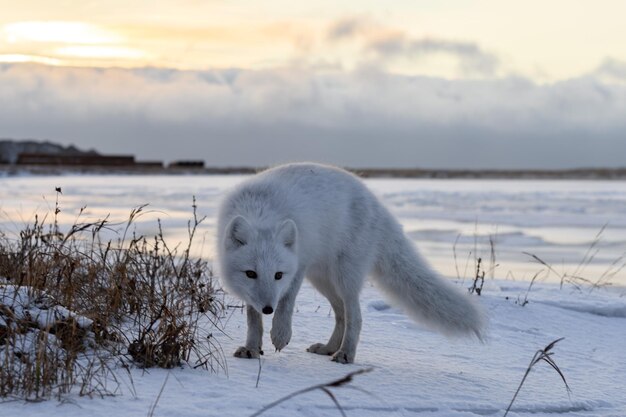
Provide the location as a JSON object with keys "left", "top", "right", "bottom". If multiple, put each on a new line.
{"left": 217, "top": 163, "right": 485, "bottom": 363}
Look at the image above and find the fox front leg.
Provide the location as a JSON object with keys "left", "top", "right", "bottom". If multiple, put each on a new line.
{"left": 234, "top": 304, "right": 264, "bottom": 359}
{"left": 271, "top": 268, "right": 305, "bottom": 351}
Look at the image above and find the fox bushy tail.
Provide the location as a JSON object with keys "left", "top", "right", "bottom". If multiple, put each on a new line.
{"left": 373, "top": 219, "right": 485, "bottom": 339}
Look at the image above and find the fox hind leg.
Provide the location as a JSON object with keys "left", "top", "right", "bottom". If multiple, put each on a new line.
{"left": 307, "top": 289, "right": 345, "bottom": 356}
{"left": 330, "top": 255, "right": 370, "bottom": 364}
{"left": 307, "top": 265, "right": 366, "bottom": 363}
{"left": 330, "top": 286, "right": 362, "bottom": 364}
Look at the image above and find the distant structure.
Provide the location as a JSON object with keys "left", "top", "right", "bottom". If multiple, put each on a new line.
{"left": 168, "top": 160, "right": 205, "bottom": 169}
{"left": 16, "top": 153, "right": 135, "bottom": 166}
{"left": 135, "top": 161, "right": 164, "bottom": 168}
{"left": 0, "top": 139, "right": 165, "bottom": 168}
{"left": 0, "top": 139, "right": 97, "bottom": 164}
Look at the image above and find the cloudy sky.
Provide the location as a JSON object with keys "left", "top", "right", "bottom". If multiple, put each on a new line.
{"left": 1, "top": 0, "right": 626, "bottom": 169}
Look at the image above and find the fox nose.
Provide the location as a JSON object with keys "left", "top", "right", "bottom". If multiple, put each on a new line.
{"left": 262, "top": 306, "right": 273, "bottom": 315}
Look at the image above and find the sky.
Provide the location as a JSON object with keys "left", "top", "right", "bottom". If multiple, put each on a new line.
{"left": 1, "top": 1, "right": 626, "bottom": 169}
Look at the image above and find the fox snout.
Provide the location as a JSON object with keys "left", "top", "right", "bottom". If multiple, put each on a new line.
{"left": 262, "top": 306, "right": 273, "bottom": 315}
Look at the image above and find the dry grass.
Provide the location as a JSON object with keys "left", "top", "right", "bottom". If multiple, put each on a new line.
{"left": 522, "top": 225, "right": 626, "bottom": 294}
{"left": 504, "top": 338, "right": 570, "bottom": 416}
{"left": 514, "top": 270, "right": 544, "bottom": 307}
{"left": 453, "top": 228, "right": 499, "bottom": 290}
{"left": 454, "top": 224, "right": 622, "bottom": 305}
{"left": 468, "top": 257, "right": 486, "bottom": 296}
{"left": 0, "top": 191, "right": 226, "bottom": 400}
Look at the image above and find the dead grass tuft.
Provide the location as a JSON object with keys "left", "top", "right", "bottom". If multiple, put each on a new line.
{"left": 0, "top": 191, "right": 226, "bottom": 400}
{"left": 504, "top": 338, "right": 570, "bottom": 416}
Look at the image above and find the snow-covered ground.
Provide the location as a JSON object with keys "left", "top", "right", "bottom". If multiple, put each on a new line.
{"left": 2, "top": 175, "right": 625, "bottom": 285}
{"left": 1, "top": 174, "right": 625, "bottom": 416}
{"left": 1, "top": 280, "right": 625, "bottom": 417}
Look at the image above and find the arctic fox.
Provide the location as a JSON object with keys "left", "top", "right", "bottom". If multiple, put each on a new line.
{"left": 217, "top": 163, "right": 484, "bottom": 364}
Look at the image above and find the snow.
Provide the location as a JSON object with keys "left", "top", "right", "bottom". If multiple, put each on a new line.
{"left": 1, "top": 174, "right": 625, "bottom": 416}
{"left": 1, "top": 175, "right": 624, "bottom": 284}
{"left": 0, "top": 285, "right": 94, "bottom": 330}
{"left": 2, "top": 280, "right": 625, "bottom": 416}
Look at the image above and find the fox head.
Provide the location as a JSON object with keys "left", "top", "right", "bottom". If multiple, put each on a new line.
{"left": 219, "top": 215, "right": 299, "bottom": 315}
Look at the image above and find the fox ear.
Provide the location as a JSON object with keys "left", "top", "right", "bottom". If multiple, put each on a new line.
{"left": 224, "top": 215, "right": 252, "bottom": 249}
{"left": 277, "top": 219, "right": 297, "bottom": 250}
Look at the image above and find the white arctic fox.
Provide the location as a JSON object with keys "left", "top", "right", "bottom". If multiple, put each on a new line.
{"left": 217, "top": 163, "right": 484, "bottom": 364}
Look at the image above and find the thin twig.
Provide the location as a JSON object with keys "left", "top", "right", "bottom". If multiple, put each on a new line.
{"left": 147, "top": 372, "right": 170, "bottom": 417}
{"left": 255, "top": 357, "right": 263, "bottom": 388}
{"left": 453, "top": 233, "right": 462, "bottom": 282}
{"left": 250, "top": 368, "right": 373, "bottom": 417}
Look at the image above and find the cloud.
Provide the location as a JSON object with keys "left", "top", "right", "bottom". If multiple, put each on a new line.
{"left": 594, "top": 58, "right": 626, "bottom": 83}
{"left": 1, "top": 62, "right": 625, "bottom": 169}
{"left": 324, "top": 17, "right": 500, "bottom": 77}
{"left": 326, "top": 17, "right": 374, "bottom": 41}
{"left": 366, "top": 35, "right": 499, "bottom": 76}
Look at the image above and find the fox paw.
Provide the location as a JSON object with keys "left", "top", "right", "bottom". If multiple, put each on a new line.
{"left": 331, "top": 350, "right": 354, "bottom": 364}
{"left": 306, "top": 343, "right": 335, "bottom": 356}
{"left": 270, "top": 323, "right": 292, "bottom": 352}
{"left": 233, "top": 346, "right": 261, "bottom": 359}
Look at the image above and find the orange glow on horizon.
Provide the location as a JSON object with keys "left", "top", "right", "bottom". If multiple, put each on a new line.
{"left": 3, "top": 21, "right": 122, "bottom": 44}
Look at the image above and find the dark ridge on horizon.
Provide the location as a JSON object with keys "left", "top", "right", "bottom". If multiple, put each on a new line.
{"left": 2, "top": 164, "right": 626, "bottom": 180}
{"left": 1, "top": 139, "right": 625, "bottom": 179}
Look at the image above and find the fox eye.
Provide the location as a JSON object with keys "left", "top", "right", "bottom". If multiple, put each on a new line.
{"left": 274, "top": 272, "right": 283, "bottom": 280}
{"left": 245, "top": 270, "right": 257, "bottom": 279}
